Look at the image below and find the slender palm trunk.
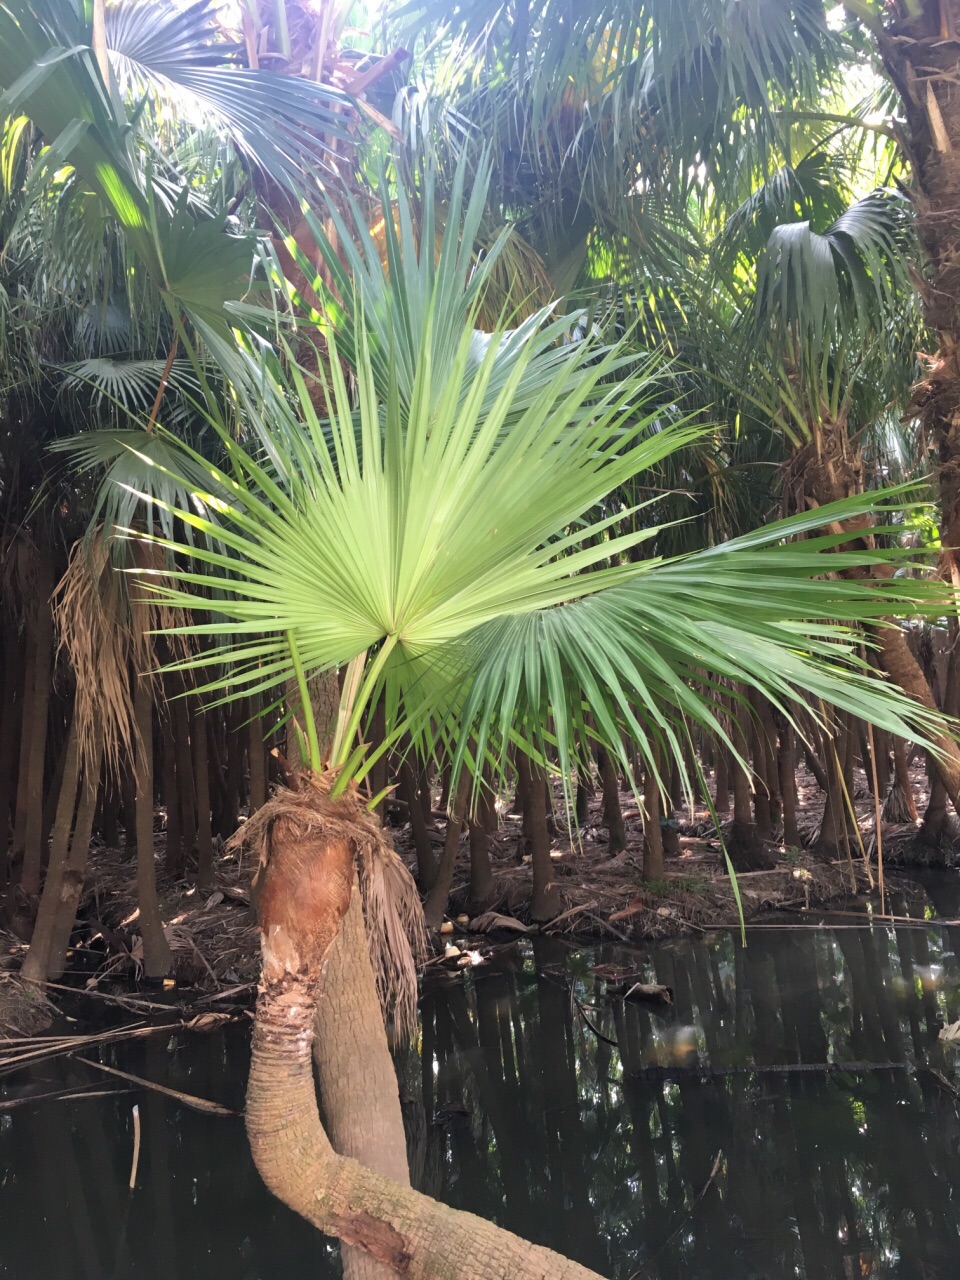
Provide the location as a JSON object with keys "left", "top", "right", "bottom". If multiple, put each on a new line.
{"left": 21, "top": 717, "right": 80, "bottom": 983}
{"left": 47, "top": 738, "right": 103, "bottom": 979}
{"left": 399, "top": 757, "right": 437, "bottom": 889}
{"left": 777, "top": 719, "right": 801, "bottom": 850}
{"left": 20, "top": 562, "right": 53, "bottom": 895}
{"left": 517, "top": 755, "right": 560, "bottom": 921}
{"left": 192, "top": 708, "right": 214, "bottom": 889}
{"left": 313, "top": 877, "right": 410, "bottom": 1280}
{"left": 423, "top": 771, "right": 470, "bottom": 930}
{"left": 641, "top": 763, "right": 664, "bottom": 881}
{"left": 134, "top": 675, "right": 171, "bottom": 977}
{"left": 468, "top": 772, "right": 497, "bottom": 913}
{"left": 247, "top": 696, "right": 268, "bottom": 814}
{"left": 598, "top": 746, "right": 626, "bottom": 853}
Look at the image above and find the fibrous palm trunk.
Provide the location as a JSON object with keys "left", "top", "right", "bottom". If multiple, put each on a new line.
{"left": 133, "top": 674, "right": 172, "bottom": 978}
{"left": 21, "top": 717, "right": 80, "bottom": 983}
{"left": 313, "top": 875, "right": 410, "bottom": 1280}
{"left": 246, "top": 778, "right": 602, "bottom": 1280}
{"left": 20, "top": 559, "right": 53, "bottom": 895}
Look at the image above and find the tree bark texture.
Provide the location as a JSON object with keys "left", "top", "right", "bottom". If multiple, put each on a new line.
{"left": 20, "top": 717, "right": 80, "bottom": 983}
{"left": 20, "top": 560, "right": 53, "bottom": 895}
{"left": 134, "top": 675, "right": 172, "bottom": 978}
{"left": 423, "top": 770, "right": 470, "bottom": 930}
{"left": 313, "top": 877, "right": 410, "bottom": 1280}
{"left": 518, "top": 755, "right": 560, "bottom": 921}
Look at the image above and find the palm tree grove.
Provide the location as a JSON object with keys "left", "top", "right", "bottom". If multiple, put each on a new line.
{"left": 8, "top": 0, "right": 960, "bottom": 1276}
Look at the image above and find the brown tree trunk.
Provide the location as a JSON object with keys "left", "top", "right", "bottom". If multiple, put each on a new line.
{"left": 877, "top": 11, "right": 960, "bottom": 724}
{"left": 517, "top": 754, "right": 560, "bottom": 921}
{"left": 133, "top": 675, "right": 172, "bottom": 978}
{"left": 641, "top": 763, "right": 664, "bottom": 881}
{"left": 173, "top": 693, "right": 197, "bottom": 864}
{"left": 47, "top": 739, "right": 103, "bottom": 980}
{"left": 815, "top": 718, "right": 854, "bottom": 860}
{"left": 247, "top": 697, "right": 268, "bottom": 814}
{"left": 248, "top": 813, "right": 602, "bottom": 1280}
{"left": 20, "top": 561, "right": 53, "bottom": 895}
{"left": 575, "top": 765, "right": 592, "bottom": 826}
{"left": 120, "top": 763, "right": 138, "bottom": 861}
{"left": 468, "top": 774, "right": 497, "bottom": 913}
{"left": 422, "top": 770, "right": 470, "bottom": 930}
{"left": 192, "top": 708, "right": 215, "bottom": 890}
{"left": 777, "top": 718, "right": 802, "bottom": 850}
{"left": 713, "top": 744, "right": 730, "bottom": 817}
{"left": 399, "top": 758, "right": 437, "bottom": 889}
{"left": 760, "top": 697, "right": 782, "bottom": 825}
{"left": 598, "top": 746, "right": 626, "bottom": 853}
{"left": 313, "top": 877, "right": 411, "bottom": 1280}
{"left": 728, "top": 694, "right": 774, "bottom": 870}
{"left": 921, "top": 620, "right": 960, "bottom": 850}
{"left": 883, "top": 736, "right": 920, "bottom": 823}
{"left": 21, "top": 717, "right": 81, "bottom": 983}
{"left": 161, "top": 703, "right": 182, "bottom": 874}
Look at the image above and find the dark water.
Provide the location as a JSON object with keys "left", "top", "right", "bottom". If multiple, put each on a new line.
{"left": 6, "top": 900, "right": 960, "bottom": 1279}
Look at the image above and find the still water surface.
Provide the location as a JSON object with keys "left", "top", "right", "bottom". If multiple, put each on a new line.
{"left": 5, "top": 900, "right": 960, "bottom": 1279}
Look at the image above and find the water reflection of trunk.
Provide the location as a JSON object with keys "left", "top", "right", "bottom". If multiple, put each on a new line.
{"left": 612, "top": 1002, "right": 665, "bottom": 1228}
{"left": 650, "top": 947, "right": 732, "bottom": 1276}
{"left": 33, "top": 1100, "right": 101, "bottom": 1279}
{"left": 771, "top": 937, "right": 828, "bottom": 1063}
{"left": 742, "top": 938, "right": 784, "bottom": 1065}
{"left": 142, "top": 1038, "right": 179, "bottom": 1279}
{"left": 835, "top": 929, "right": 906, "bottom": 1064}
{"left": 444, "top": 978, "right": 535, "bottom": 1232}
{"left": 906, "top": 925, "right": 944, "bottom": 1039}
{"left": 531, "top": 937, "right": 604, "bottom": 1265}
{"left": 894, "top": 924, "right": 929, "bottom": 1059}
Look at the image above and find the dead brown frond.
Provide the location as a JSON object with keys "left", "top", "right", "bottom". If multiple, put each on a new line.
{"left": 54, "top": 528, "right": 190, "bottom": 775}
{"left": 230, "top": 771, "right": 427, "bottom": 1042}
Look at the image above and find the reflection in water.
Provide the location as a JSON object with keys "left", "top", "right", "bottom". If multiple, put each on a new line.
{"left": 5, "top": 915, "right": 960, "bottom": 1279}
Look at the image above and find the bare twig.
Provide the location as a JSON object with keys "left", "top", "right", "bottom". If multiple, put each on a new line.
{"left": 129, "top": 1104, "right": 141, "bottom": 1190}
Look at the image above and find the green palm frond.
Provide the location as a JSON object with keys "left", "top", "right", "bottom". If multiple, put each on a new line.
{"left": 0, "top": 0, "right": 262, "bottom": 340}
{"left": 130, "top": 303, "right": 947, "bottom": 804}
{"left": 50, "top": 428, "right": 228, "bottom": 545}
{"left": 752, "top": 187, "right": 915, "bottom": 356}
{"left": 103, "top": 0, "right": 355, "bottom": 194}
{"left": 55, "top": 357, "right": 198, "bottom": 423}
{"left": 290, "top": 156, "right": 637, "bottom": 431}
{"left": 453, "top": 502, "right": 945, "bottom": 794}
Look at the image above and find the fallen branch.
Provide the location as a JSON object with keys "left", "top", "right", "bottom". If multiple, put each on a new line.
{"left": 76, "top": 1056, "right": 238, "bottom": 1116}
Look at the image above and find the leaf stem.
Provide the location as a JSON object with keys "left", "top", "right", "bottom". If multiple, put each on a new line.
{"left": 331, "top": 634, "right": 398, "bottom": 784}
{"left": 287, "top": 630, "right": 321, "bottom": 771}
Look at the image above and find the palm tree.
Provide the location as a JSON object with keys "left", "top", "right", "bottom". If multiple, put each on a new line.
{"left": 127, "top": 160, "right": 949, "bottom": 1268}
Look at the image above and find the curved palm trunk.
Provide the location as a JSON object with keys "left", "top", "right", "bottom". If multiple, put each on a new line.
{"left": 314, "top": 876, "right": 410, "bottom": 1280}
{"left": 247, "top": 780, "right": 602, "bottom": 1280}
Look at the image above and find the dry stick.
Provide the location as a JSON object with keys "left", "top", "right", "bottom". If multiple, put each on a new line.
{"left": 129, "top": 1105, "right": 141, "bottom": 1190}
{"left": 572, "top": 996, "right": 619, "bottom": 1048}
{"left": 0, "top": 1086, "right": 130, "bottom": 1111}
{"left": 866, "top": 721, "right": 885, "bottom": 915}
{"left": 76, "top": 1057, "right": 238, "bottom": 1116}
{"left": 145, "top": 337, "right": 179, "bottom": 434}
